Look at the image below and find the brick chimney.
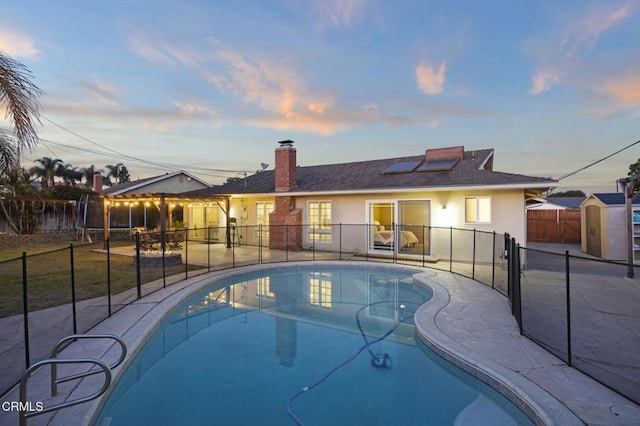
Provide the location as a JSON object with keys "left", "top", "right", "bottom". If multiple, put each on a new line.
{"left": 270, "top": 140, "right": 302, "bottom": 250}
{"left": 92, "top": 172, "right": 103, "bottom": 194}
{"left": 275, "top": 140, "right": 297, "bottom": 192}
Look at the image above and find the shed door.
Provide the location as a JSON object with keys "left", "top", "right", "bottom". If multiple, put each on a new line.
{"left": 585, "top": 205, "right": 601, "bottom": 258}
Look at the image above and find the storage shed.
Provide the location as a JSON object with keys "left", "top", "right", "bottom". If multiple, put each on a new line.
{"left": 580, "top": 193, "right": 639, "bottom": 261}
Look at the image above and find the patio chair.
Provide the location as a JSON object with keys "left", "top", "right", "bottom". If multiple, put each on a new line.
{"left": 140, "top": 232, "right": 159, "bottom": 252}
{"left": 168, "top": 229, "right": 185, "bottom": 249}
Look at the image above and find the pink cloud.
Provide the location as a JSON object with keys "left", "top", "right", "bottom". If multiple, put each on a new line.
{"left": 416, "top": 60, "right": 447, "bottom": 95}
{"left": 0, "top": 30, "right": 40, "bottom": 59}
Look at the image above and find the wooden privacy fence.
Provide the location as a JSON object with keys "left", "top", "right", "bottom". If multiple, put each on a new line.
{"left": 527, "top": 209, "right": 581, "bottom": 243}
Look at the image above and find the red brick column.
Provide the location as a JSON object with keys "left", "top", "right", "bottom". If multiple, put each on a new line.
{"left": 269, "top": 196, "right": 302, "bottom": 250}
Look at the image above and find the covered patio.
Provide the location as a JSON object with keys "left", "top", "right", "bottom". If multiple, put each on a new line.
{"left": 100, "top": 192, "right": 233, "bottom": 249}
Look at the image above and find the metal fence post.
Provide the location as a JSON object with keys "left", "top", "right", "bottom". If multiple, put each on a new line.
{"left": 505, "top": 233, "right": 511, "bottom": 301}
{"left": 22, "top": 252, "right": 30, "bottom": 368}
{"left": 135, "top": 233, "right": 142, "bottom": 300}
{"left": 515, "top": 242, "right": 522, "bottom": 335}
{"left": 162, "top": 233, "right": 167, "bottom": 288}
{"left": 106, "top": 238, "right": 111, "bottom": 316}
{"left": 184, "top": 230, "right": 188, "bottom": 280}
{"left": 422, "top": 225, "right": 427, "bottom": 268}
{"left": 472, "top": 229, "right": 477, "bottom": 280}
{"left": 258, "top": 224, "right": 262, "bottom": 264}
{"left": 339, "top": 223, "right": 342, "bottom": 260}
{"left": 70, "top": 244, "right": 77, "bottom": 334}
{"left": 491, "top": 231, "right": 496, "bottom": 289}
{"left": 449, "top": 226, "right": 453, "bottom": 272}
{"left": 207, "top": 226, "right": 211, "bottom": 271}
{"left": 565, "top": 250, "right": 572, "bottom": 366}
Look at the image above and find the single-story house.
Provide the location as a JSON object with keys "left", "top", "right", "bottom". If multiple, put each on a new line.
{"left": 580, "top": 193, "right": 640, "bottom": 262}
{"left": 185, "top": 141, "right": 558, "bottom": 259}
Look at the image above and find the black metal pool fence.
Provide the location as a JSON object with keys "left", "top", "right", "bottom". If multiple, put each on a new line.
{"left": 0, "top": 224, "right": 638, "bottom": 405}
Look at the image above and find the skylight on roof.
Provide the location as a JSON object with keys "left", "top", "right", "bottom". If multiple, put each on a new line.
{"left": 416, "top": 159, "right": 459, "bottom": 172}
{"left": 382, "top": 161, "right": 422, "bottom": 174}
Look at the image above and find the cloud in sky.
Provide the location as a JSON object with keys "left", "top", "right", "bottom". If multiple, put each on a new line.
{"left": 310, "top": 0, "right": 370, "bottom": 30}
{"left": 0, "top": 29, "right": 40, "bottom": 59}
{"left": 598, "top": 74, "right": 640, "bottom": 115}
{"left": 527, "top": 2, "right": 633, "bottom": 95}
{"left": 77, "top": 78, "right": 119, "bottom": 106}
{"left": 207, "top": 48, "right": 346, "bottom": 134}
{"left": 416, "top": 60, "right": 447, "bottom": 95}
{"left": 529, "top": 71, "right": 560, "bottom": 95}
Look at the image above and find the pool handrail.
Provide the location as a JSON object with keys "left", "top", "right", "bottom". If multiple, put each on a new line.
{"left": 19, "top": 357, "right": 111, "bottom": 426}
{"left": 49, "top": 334, "right": 127, "bottom": 396}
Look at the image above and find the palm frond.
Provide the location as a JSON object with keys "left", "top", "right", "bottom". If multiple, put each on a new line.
{"left": 0, "top": 50, "right": 44, "bottom": 155}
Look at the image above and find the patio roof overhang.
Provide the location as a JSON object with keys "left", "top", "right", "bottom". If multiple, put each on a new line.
{"left": 99, "top": 192, "right": 232, "bottom": 248}
{"left": 100, "top": 192, "right": 228, "bottom": 204}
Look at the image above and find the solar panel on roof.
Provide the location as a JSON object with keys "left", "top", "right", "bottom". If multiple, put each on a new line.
{"left": 416, "top": 159, "right": 459, "bottom": 172}
{"left": 381, "top": 161, "right": 422, "bottom": 174}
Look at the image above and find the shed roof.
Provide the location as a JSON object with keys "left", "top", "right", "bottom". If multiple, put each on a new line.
{"left": 590, "top": 193, "right": 640, "bottom": 206}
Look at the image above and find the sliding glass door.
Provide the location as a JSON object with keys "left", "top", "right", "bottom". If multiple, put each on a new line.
{"left": 367, "top": 200, "right": 430, "bottom": 256}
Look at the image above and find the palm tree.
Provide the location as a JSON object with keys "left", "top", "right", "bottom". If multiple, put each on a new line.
{"left": 30, "top": 156, "right": 63, "bottom": 191}
{"left": 59, "top": 162, "right": 83, "bottom": 186}
{"left": 0, "top": 166, "right": 37, "bottom": 233}
{"left": 0, "top": 50, "right": 43, "bottom": 161}
{"left": 0, "top": 133, "right": 16, "bottom": 178}
{"left": 106, "top": 162, "right": 130, "bottom": 185}
{"left": 81, "top": 164, "right": 103, "bottom": 188}
{"left": 1, "top": 166, "right": 35, "bottom": 197}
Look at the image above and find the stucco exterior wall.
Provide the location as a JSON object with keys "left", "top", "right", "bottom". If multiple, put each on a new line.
{"left": 225, "top": 188, "right": 526, "bottom": 255}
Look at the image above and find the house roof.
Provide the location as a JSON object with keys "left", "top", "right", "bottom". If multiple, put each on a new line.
{"left": 589, "top": 193, "right": 640, "bottom": 206}
{"left": 188, "top": 148, "right": 557, "bottom": 197}
{"left": 102, "top": 170, "right": 209, "bottom": 196}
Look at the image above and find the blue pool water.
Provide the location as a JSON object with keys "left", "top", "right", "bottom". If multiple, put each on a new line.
{"left": 96, "top": 266, "right": 532, "bottom": 425}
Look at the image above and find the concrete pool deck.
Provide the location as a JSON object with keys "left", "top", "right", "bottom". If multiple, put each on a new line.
{"left": 1, "top": 261, "right": 639, "bottom": 425}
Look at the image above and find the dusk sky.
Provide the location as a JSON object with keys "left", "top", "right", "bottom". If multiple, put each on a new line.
{"left": 2, "top": 1, "right": 639, "bottom": 192}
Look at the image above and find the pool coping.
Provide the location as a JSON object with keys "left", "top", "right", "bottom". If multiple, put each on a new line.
{"left": 6, "top": 261, "right": 632, "bottom": 425}
{"left": 412, "top": 271, "right": 582, "bottom": 426}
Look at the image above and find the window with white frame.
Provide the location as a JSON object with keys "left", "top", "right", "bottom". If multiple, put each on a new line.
{"left": 308, "top": 201, "right": 332, "bottom": 242}
{"left": 309, "top": 272, "right": 332, "bottom": 308}
{"left": 465, "top": 196, "right": 491, "bottom": 224}
{"left": 255, "top": 202, "right": 274, "bottom": 238}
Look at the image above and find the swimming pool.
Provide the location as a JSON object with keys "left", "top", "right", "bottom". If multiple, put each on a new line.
{"left": 95, "top": 265, "right": 532, "bottom": 425}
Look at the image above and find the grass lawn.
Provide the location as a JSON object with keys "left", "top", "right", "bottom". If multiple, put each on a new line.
{"left": 0, "top": 239, "right": 202, "bottom": 318}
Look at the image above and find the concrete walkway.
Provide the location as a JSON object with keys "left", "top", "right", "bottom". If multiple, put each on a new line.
{"left": 1, "top": 247, "right": 639, "bottom": 425}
